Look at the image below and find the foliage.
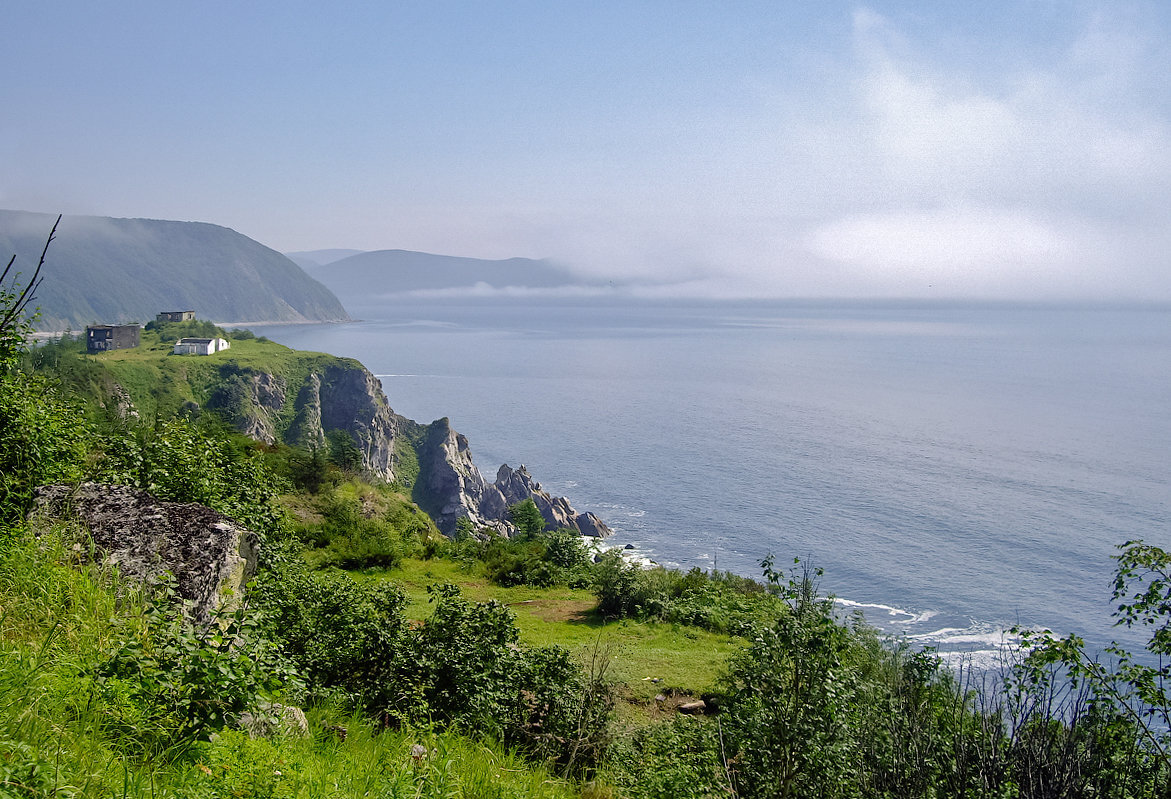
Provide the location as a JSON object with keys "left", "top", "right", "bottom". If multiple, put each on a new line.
{"left": 591, "top": 551, "right": 783, "bottom": 635}
{"left": 257, "top": 567, "right": 613, "bottom": 771}
{"left": 253, "top": 555, "right": 412, "bottom": 710}
{"left": 1013, "top": 539, "right": 1171, "bottom": 793}
{"left": 0, "top": 527, "right": 578, "bottom": 799}
{"left": 604, "top": 717, "right": 731, "bottom": 799}
{"left": 411, "top": 584, "right": 612, "bottom": 769}
{"left": 480, "top": 526, "right": 592, "bottom": 588}
{"left": 90, "top": 416, "right": 290, "bottom": 539}
{"left": 142, "top": 317, "right": 224, "bottom": 343}
{"left": 90, "top": 576, "right": 295, "bottom": 756}
{"left": 0, "top": 220, "right": 94, "bottom": 525}
{"left": 326, "top": 428, "right": 363, "bottom": 472}
{"left": 0, "top": 371, "right": 93, "bottom": 525}
{"left": 510, "top": 498, "right": 547, "bottom": 538}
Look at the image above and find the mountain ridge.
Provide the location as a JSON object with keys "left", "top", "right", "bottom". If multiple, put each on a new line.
{"left": 0, "top": 210, "right": 350, "bottom": 330}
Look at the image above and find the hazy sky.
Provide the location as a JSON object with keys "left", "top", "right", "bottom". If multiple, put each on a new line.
{"left": 3, "top": 2, "right": 1170, "bottom": 300}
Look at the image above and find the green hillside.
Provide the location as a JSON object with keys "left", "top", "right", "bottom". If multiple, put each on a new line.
{"left": 0, "top": 210, "right": 350, "bottom": 330}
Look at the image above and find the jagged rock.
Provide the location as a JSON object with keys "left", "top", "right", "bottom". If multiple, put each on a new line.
{"left": 29, "top": 483, "right": 259, "bottom": 625}
{"left": 413, "top": 418, "right": 506, "bottom": 536}
{"left": 105, "top": 382, "right": 139, "bottom": 420}
{"left": 288, "top": 372, "right": 327, "bottom": 451}
{"left": 205, "top": 366, "right": 287, "bottom": 445}
{"left": 488, "top": 464, "right": 613, "bottom": 538}
{"left": 294, "top": 363, "right": 400, "bottom": 481}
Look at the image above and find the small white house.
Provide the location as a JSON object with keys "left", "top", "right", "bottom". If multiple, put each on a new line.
{"left": 173, "top": 337, "right": 230, "bottom": 356}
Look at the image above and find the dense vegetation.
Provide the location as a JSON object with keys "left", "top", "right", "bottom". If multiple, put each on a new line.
{"left": 4, "top": 240, "right": 1171, "bottom": 797}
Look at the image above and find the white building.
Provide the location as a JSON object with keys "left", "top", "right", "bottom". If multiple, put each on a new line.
{"left": 173, "top": 337, "right": 230, "bottom": 356}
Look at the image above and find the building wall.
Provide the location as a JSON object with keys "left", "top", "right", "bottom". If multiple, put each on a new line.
{"left": 86, "top": 325, "right": 140, "bottom": 353}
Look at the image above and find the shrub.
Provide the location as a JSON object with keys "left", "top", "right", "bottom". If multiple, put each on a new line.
{"left": 90, "top": 577, "right": 293, "bottom": 756}
{"left": 0, "top": 373, "right": 93, "bottom": 524}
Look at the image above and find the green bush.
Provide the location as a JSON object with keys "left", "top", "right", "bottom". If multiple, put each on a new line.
{"left": 253, "top": 556, "right": 411, "bottom": 712}
{"left": 90, "top": 577, "right": 294, "bottom": 756}
{"left": 0, "top": 372, "right": 93, "bottom": 524}
{"left": 411, "top": 584, "right": 612, "bottom": 770}
{"left": 90, "top": 417, "right": 290, "bottom": 540}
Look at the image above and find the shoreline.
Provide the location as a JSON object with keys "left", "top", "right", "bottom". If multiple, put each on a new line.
{"left": 31, "top": 317, "right": 354, "bottom": 339}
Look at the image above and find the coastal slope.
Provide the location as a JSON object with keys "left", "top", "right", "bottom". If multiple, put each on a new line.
{"left": 0, "top": 210, "right": 350, "bottom": 330}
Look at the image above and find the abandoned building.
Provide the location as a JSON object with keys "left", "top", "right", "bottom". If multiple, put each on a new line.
{"left": 173, "top": 337, "right": 230, "bottom": 356}
{"left": 86, "top": 324, "right": 141, "bottom": 353}
{"left": 156, "top": 310, "right": 196, "bottom": 323}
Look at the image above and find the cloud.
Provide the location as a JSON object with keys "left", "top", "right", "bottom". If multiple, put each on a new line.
{"left": 779, "top": 6, "right": 1171, "bottom": 299}
{"left": 805, "top": 208, "right": 1074, "bottom": 292}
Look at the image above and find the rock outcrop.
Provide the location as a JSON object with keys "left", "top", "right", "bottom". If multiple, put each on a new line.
{"left": 313, "top": 363, "right": 400, "bottom": 481}
{"left": 107, "top": 349, "right": 612, "bottom": 539}
{"left": 410, "top": 418, "right": 610, "bottom": 538}
{"left": 481, "top": 464, "right": 612, "bottom": 537}
{"left": 30, "top": 483, "right": 259, "bottom": 624}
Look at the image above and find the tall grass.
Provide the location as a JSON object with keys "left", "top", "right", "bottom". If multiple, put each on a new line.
{"left": 0, "top": 524, "right": 579, "bottom": 798}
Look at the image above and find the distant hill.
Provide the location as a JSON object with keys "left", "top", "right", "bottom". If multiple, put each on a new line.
{"left": 305, "top": 249, "right": 592, "bottom": 311}
{"left": 0, "top": 210, "right": 351, "bottom": 330}
{"left": 285, "top": 249, "right": 366, "bottom": 269}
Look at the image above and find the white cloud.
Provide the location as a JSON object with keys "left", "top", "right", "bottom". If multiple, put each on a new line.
{"left": 805, "top": 208, "right": 1074, "bottom": 292}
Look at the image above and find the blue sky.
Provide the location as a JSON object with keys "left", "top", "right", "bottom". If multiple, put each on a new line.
{"left": 3, "top": 1, "right": 1169, "bottom": 299}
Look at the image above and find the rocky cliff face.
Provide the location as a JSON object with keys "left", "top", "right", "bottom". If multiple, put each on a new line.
{"left": 482, "top": 464, "right": 612, "bottom": 538}
{"left": 407, "top": 418, "right": 611, "bottom": 538}
{"left": 30, "top": 483, "right": 259, "bottom": 625}
{"left": 114, "top": 352, "right": 611, "bottom": 539}
{"left": 290, "top": 363, "right": 401, "bottom": 481}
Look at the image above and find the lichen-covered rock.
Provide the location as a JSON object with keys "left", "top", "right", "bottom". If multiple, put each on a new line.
{"left": 30, "top": 483, "right": 259, "bottom": 624}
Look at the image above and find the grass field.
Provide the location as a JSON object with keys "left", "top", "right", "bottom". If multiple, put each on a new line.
{"left": 371, "top": 557, "right": 744, "bottom": 709}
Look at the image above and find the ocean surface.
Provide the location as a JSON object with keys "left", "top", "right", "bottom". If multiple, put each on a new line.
{"left": 250, "top": 300, "right": 1171, "bottom": 665}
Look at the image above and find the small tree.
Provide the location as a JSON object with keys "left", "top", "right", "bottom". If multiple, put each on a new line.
{"left": 508, "top": 498, "right": 546, "bottom": 539}
{"left": 0, "top": 215, "right": 58, "bottom": 370}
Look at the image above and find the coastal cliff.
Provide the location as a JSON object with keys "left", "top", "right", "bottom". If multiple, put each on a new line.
{"left": 90, "top": 336, "right": 609, "bottom": 539}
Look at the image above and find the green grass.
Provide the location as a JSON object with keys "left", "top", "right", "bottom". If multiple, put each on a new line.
{"left": 94, "top": 330, "right": 367, "bottom": 432}
{"left": 0, "top": 525, "right": 584, "bottom": 799}
{"left": 373, "top": 557, "right": 744, "bottom": 705}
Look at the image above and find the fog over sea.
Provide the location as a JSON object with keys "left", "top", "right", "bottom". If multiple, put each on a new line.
{"left": 251, "top": 300, "right": 1170, "bottom": 665}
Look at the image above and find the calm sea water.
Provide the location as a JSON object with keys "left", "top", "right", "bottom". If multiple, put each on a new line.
{"left": 251, "top": 300, "right": 1170, "bottom": 663}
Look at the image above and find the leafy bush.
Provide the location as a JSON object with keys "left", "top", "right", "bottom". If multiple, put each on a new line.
{"left": 604, "top": 717, "right": 730, "bottom": 798}
{"left": 0, "top": 372, "right": 93, "bottom": 524}
{"left": 254, "top": 558, "right": 412, "bottom": 713}
{"left": 90, "top": 417, "right": 290, "bottom": 540}
{"left": 90, "top": 577, "right": 294, "bottom": 756}
{"left": 411, "top": 584, "right": 612, "bottom": 769}
{"left": 142, "top": 318, "right": 223, "bottom": 343}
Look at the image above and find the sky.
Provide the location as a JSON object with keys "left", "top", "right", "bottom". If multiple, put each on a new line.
{"left": 3, "top": 1, "right": 1170, "bottom": 300}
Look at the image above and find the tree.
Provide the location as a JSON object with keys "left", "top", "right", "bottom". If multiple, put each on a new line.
{"left": 0, "top": 215, "right": 58, "bottom": 370}
{"left": 508, "top": 498, "right": 546, "bottom": 539}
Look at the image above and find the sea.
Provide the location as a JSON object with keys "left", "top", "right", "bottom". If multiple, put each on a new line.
{"left": 250, "top": 299, "right": 1171, "bottom": 666}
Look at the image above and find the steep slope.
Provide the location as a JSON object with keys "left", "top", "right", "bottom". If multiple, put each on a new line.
{"left": 0, "top": 210, "right": 350, "bottom": 330}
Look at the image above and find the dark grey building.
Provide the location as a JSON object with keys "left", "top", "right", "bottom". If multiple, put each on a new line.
{"left": 86, "top": 324, "right": 141, "bottom": 353}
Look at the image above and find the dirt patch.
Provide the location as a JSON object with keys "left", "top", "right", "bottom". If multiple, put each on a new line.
{"left": 506, "top": 598, "right": 598, "bottom": 625}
